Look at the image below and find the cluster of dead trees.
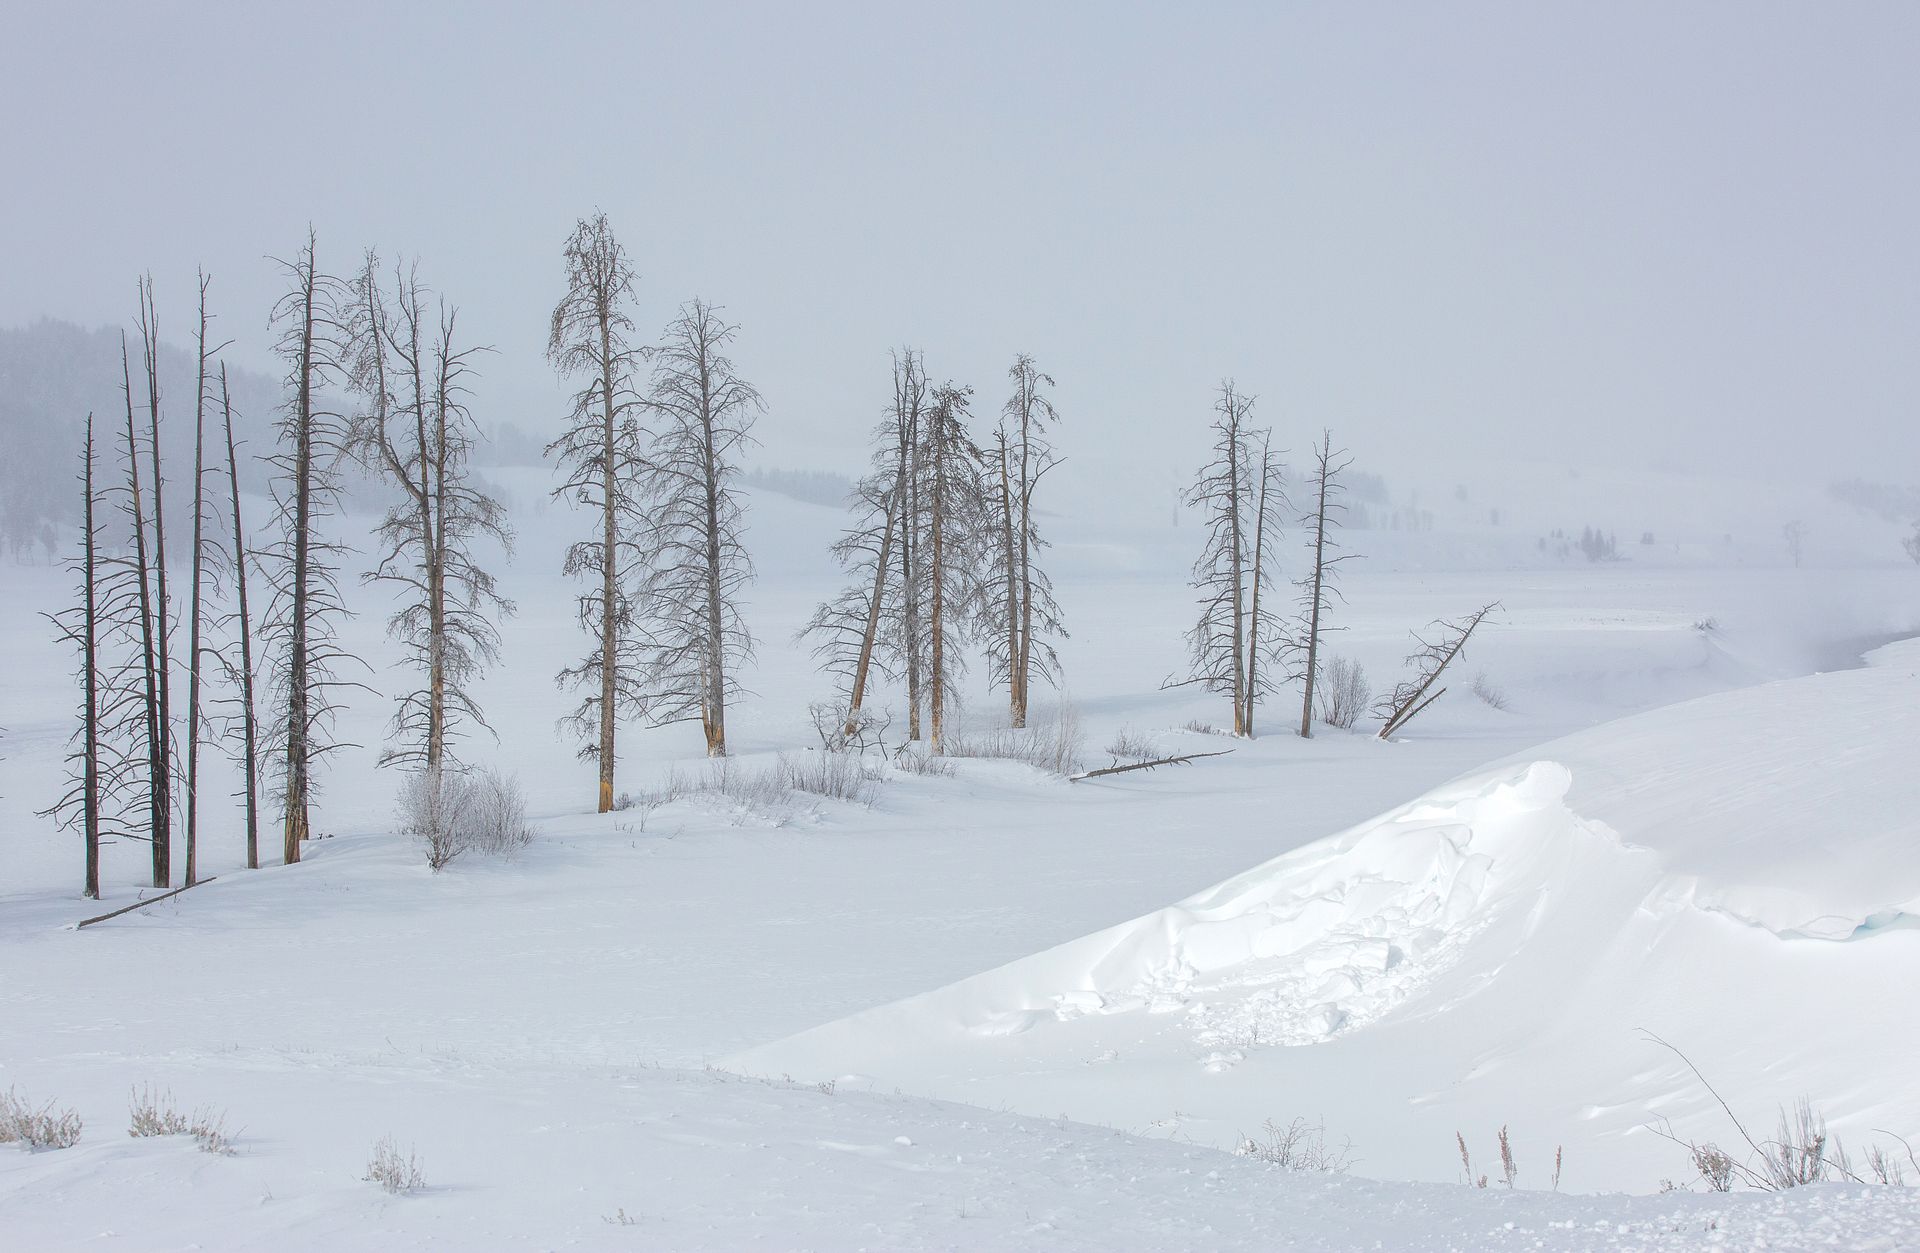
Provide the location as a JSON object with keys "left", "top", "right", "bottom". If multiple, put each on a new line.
{"left": 799, "top": 350, "right": 1068, "bottom": 759}
{"left": 546, "top": 214, "right": 766, "bottom": 810}
{"left": 42, "top": 232, "right": 517, "bottom": 897}
{"left": 1173, "top": 381, "right": 1496, "bottom": 742}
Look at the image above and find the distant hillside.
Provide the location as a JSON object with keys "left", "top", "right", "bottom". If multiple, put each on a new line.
{"left": 0, "top": 320, "right": 282, "bottom": 557}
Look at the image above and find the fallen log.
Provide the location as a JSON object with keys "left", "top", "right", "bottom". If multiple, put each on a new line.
{"left": 71, "top": 876, "right": 218, "bottom": 930}
{"left": 1070, "top": 749, "right": 1233, "bottom": 782}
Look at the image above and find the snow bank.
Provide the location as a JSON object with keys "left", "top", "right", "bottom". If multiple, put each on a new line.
{"left": 732, "top": 652, "right": 1920, "bottom": 1188}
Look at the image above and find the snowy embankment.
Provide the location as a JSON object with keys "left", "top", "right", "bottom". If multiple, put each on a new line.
{"left": 734, "top": 641, "right": 1920, "bottom": 1194}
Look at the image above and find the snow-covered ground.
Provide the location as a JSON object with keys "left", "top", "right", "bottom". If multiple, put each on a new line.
{"left": 4, "top": 468, "right": 1920, "bottom": 1248}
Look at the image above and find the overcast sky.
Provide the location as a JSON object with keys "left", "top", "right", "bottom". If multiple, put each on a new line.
{"left": 4, "top": 2, "right": 1917, "bottom": 491}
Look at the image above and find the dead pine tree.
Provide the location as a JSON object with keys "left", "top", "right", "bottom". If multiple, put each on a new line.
{"left": 982, "top": 354, "right": 1066, "bottom": 729}
{"left": 348, "top": 257, "right": 513, "bottom": 775}
{"left": 636, "top": 300, "right": 761, "bottom": 757}
{"left": 216, "top": 368, "right": 262, "bottom": 870}
{"left": 118, "top": 321, "right": 171, "bottom": 886}
{"left": 1295, "top": 431, "right": 1356, "bottom": 739}
{"left": 183, "top": 273, "right": 234, "bottom": 886}
{"left": 1374, "top": 602, "right": 1501, "bottom": 739}
{"left": 919, "top": 381, "right": 987, "bottom": 754}
{"left": 547, "top": 212, "right": 651, "bottom": 811}
{"left": 801, "top": 349, "right": 925, "bottom": 743}
{"left": 40, "top": 414, "right": 106, "bottom": 897}
{"left": 1177, "top": 382, "right": 1287, "bottom": 737}
{"left": 264, "top": 230, "right": 357, "bottom": 863}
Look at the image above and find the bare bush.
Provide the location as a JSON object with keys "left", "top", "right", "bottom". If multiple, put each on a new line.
{"left": 777, "top": 751, "right": 884, "bottom": 805}
{"left": 1315, "top": 655, "right": 1370, "bottom": 729}
{"left": 890, "top": 747, "right": 955, "bottom": 777}
{"left": 1644, "top": 1033, "right": 1871, "bottom": 1191}
{"left": 465, "top": 768, "right": 535, "bottom": 856}
{"left": 942, "top": 701, "right": 1083, "bottom": 775}
{"left": 399, "top": 767, "right": 470, "bottom": 871}
{"left": 128, "top": 1086, "right": 234, "bottom": 1154}
{"left": 808, "top": 701, "right": 891, "bottom": 753}
{"left": 129, "top": 1085, "right": 188, "bottom": 1137}
{"left": 1472, "top": 670, "right": 1510, "bottom": 711}
{"left": 1, "top": 1088, "right": 83, "bottom": 1151}
{"left": 1235, "top": 1117, "right": 1354, "bottom": 1173}
{"left": 1103, "top": 727, "right": 1161, "bottom": 764}
{"left": 366, "top": 1135, "right": 426, "bottom": 1193}
{"left": 399, "top": 766, "right": 535, "bottom": 870}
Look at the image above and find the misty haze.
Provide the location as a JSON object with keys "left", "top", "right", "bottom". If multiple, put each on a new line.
{"left": 3, "top": 5, "right": 1919, "bottom": 1250}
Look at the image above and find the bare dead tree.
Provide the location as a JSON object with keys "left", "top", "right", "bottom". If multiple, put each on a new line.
{"left": 636, "top": 300, "right": 761, "bottom": 756}
{"left": 1296, "top": 431, "right": 1356, "bottom": 739}
{"left": 1374, "top": 602, "right": 1500, "bottom": 739}
{"left": 135, "top": 280, "right": 179, "bottom": 886}
{"left": 919, "top": 381, "right": 987, "bottom": 754}
{"left": 1180, "top": 382, "right": 1287, "bottom": 736}
{"left": 215, "top": 369, "right": 261, "bottom": 870}
{"left": 117, "top": 323, "right": 171, "bottom": 887}
{"left": 182, "top": 273, "right": 234, "bottom": 887}
{"left": 348, "top": 256, "right": 513, "bottom": 774}
{"left": 40, "top": 414, "right": 106, "bottom": 897}
{"left": 802, "top": 351, "right": 927, "bottom": 741}
{"left": 547, "top": 212, "right": 651, "bottom": 811}
{"left": 263, "top": 229, "right": 357, "bottom": 863}
{"left": 981, "top": 354, "right": 1066, "bottom": 729}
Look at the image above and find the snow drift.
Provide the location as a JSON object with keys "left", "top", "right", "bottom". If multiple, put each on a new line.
{"left": 731, "top": 641, "right": 1920, "bottom": 1189}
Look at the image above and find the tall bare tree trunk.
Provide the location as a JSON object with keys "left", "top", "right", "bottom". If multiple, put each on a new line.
{"left": 596, "top": 302, "right": 618, "bottom": 808}
{"left": 1226, "top": 433, "right": 1248, "bottom": 737}
{"left": 284, "top": 255, "right": 319, "bottom": 864}
{"left": 928, "top": 462, "right": 947, "bottom": 754}
{"left": 1245, "top": 437, "right": 1274, "bottom": 739}
{"left": 841, "top": 485, "right": 900, "bottom": 738}
{"left": 996, "top": 433, "right": 1021, "bottom": 727}
{"left": 81, "top": 413, "right": 102, "bottom": 899}
{"left": 183, "top": 274, "right": 223, "bottom": 886}
{"left": 121, "top": 337, "right": 168, "bottom": 887}
{"left": 1299, "top": 448, "right": 1330, "bottom": 739}
{"left": 221, "top": 371, "right": 260, "bottom": 871}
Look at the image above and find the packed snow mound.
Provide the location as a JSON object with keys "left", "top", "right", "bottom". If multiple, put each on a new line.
{"left": 978, "top": 763, "right": 1590, "bottom": 1053}
{"left": 732, "top": 649, "right": 1920, "bottom": 1188}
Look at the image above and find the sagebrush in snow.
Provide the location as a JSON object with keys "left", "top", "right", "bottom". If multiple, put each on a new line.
{"left": 1235, "top": 1117, "right": 1353, "bottom": 1174}
{"left": 128, "top": 1084, "right": 188, "bottom": 1137}
{"left": 942, "top": 701, "right": 1083, "bottom": 775}
{"left": 1, "top": 1088, "right": 83, "bottom": 1151}
{"left": 400, "top": 766, "right": 535, "bottom": 870}
{"left": 366, "top": 1135, "right": 426, "bottom": 1193}
{"left": 1103, "top": 727, "right": 1161, "bottom": 764}
{"left": 777, "top": 751, "right": 884, "bottom": 805}
{"left": 1314, "top": 655, "right": 1370, "bottom": 729}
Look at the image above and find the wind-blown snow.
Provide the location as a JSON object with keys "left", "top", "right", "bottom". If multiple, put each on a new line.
{"left": 733, "top": 649, "right": 1920, "bottom": 1189}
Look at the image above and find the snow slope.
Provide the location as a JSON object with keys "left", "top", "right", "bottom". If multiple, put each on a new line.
{"left": 733, "top": 643, "right": 1920, "bottom": 1192}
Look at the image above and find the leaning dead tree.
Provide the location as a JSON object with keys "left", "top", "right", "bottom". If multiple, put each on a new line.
{"left": 263, "top": 230, "right": 357, "bottom": 863}
{"left": 547, "top": 212, "right": 651, "bottom": 811}
{"left": 349, "top": 256, "right": 513, "bottom": 773}
{"left": 636, "top": 300, "right": 761, "bottom": 756}
{"left": 981, "top": 353, "right": 1066, "bottom": 729}
{"left": 918, "top": 381, "right": 986, "bottom": 754}
{"left": 1179, "top": 382, "right": 1287, "bottom": 737}
{"left": 1374, "top": 601, "right": 1501, "bottom": 739}
{"left": 801, "top": 349, "right": 924, "bottom": 743}
{"left": 1295, "top": 430, "right": 1356, "bottom": 739}
{"left": 215, "top": 368, "right": 262, "bottom": 870}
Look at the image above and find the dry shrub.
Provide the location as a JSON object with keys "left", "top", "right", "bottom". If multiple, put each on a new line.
{"left": 1103, "top": 727, "right": 1161, "bottom": 764}
{"left": 1315, "top": 655, "right": 1370, "bottom": 729}
{"left": 942, "top": 701, "right": 1084, "bottom": 775}
{"left": 366, "top": 1135, "right": 426, "bottom": 1193}
{"left": 400, "top": 766, "right": 535, "bottom": 870}
{"left": 1236, "top": 1117, "right": 1353, "bottom": 1173}
{"left": 0, "top": 1087, "right": 82, "bottom": 1151}
{"left": 777, "top": 750, "right": 884, "bottom": 805}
